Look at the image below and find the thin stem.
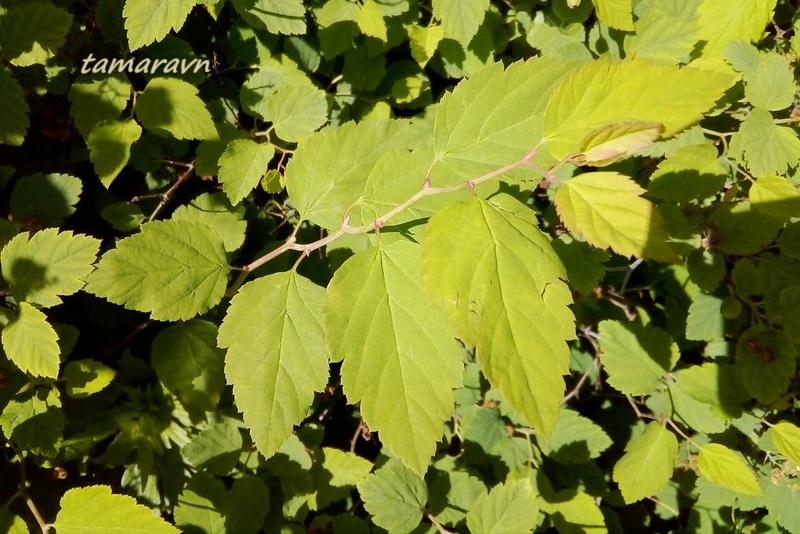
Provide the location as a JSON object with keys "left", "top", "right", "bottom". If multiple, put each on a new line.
{"left": 666, "top": 418, "right": 696, "bottom": 446}
{"left": 349, "top": 420, "right": 367, "bottom": 453}
{"left": 230, "top": 146, "right": 544, "bottom": 293}
{"left": 10, "top": 446, "right": 50, "bottom": 533}
{"left": 147, "top": 163, "right": 195, "bottom": 222}
{"left": 426, "top": 513, "right": 455, "bottom": 534}
{"left": 561, "top": 356, "right": 599, "bottom": 405}
{"left": 104, "top": 319, "right": 152, "bottom": 356}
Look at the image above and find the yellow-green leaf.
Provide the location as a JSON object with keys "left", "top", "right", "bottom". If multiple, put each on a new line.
{"left": 771, "top": 422, "right": 800, "bottom": 465}
{"left": 613, "top": 423, "right": 678, "bottom": 503}
{"left": 697, "top": 443, "right": 762, "bottom": 496}
{"left": 573, "top": 120, "right": 664, "bottom": 166}
{"left": 591, "top": 0, "right": 633, "bottom": 31}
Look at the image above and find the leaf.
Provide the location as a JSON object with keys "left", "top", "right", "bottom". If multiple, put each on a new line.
{"left": 285, "top": 118, "right": 411, "bottom": 230}
{"left": 544, "top": 58, "right": 734, "bottom": 160}
{"left": 539, "top": 408, "right": 613, "bottom": 463}
{"left": 0, "top": 69, "right": 29, "bottom": 146}
{"left": 430, "top": 57, "right": 582, "bottom": 187}
{"left": 232, "top": 0, "right": 306, "bottom": 36}
{"left": 676, "top": 363, "right": 748, "bottom": 420}
{"left": 408, "top": 24, "right": 443, "bottom": 66}
{"left": 708, "top": 202, "right": 783, "bottom": 255}
{"left": 321, "top": 448, "right": 374, "bottom": 487}
{"left": 0, "top": 507, "right": 27, "bottom": 534}
{"left": 744, "top": 52, "right": 796, "bottom": 111}
{"left": 87, "top": 119, "right": 142, "bottom": 188}
{"left": 749, "top": 175, "right": 800, "bottom": 219}
{"left": 268, "top": 85, "right": 328, "bottom": 142}
{"left": 0, "top": 3, "right": 72, "bottom": 66}
{"left": 1, "top": 303, "right": 60, "bottom": 378}
{"left": 358, "top": 0, "right": 387, "bottom": 41}
{"left": 647, "top": 143, "right": 727, "bottom": 202}
{"left": 327, "top": 241, "right": 462, "bottom": 474}
{"left": 152, "top": 320, "right": 225, "bottom": 411}
{"left": 54, "top": 485, "right": 180, "bottom": 533}
{"left": 171, "top": 192, "right": 247, "bottom": 253}
{"left": 573, "top": 120, "right": 664, "bottom": 166}
{"left": 555, "top": 172, "right": 678, "bottom": 262}
{"left": 551, "top": 236, "right": 608, "bottom": 295}
{"left": 771, "top": 422, "right": 800, "bottom": 465}
{"left": 763, "top": 475, "right": 800, "bottom": 533}
{"left": 613, "top": 423, "right": 678, "bottom": 503}
{"left": 10, "top": 173, "right": 82, "bottom": 228}
{"left": 123, "top": 0, "right": 197, "bottom": 51}
{"left": 626, "top": 0, "right": 699, "bottom": 64}
{"left": 217, "top": 139, "right": 275, "bottom": 205}
{"left": 687, "top": 250, "right": 725, "bottom": 292}
{"left": 423, "top": 195, "right": 575, "bottom": 435}
{"left": 697, "top": 443, "right": 762, "bottom": 496}
{"left": 85, "top": 220, "right": 230, "bottom": 321}
{"left": 730, "top": 108, "right": 800, "bottom": 176}
{"left": 0, "top": 229, "right": 101, "bottom": 307}
{"left": 695, "top": 0, "right": 777, "bottom": 58}
{"left": 63, "top": 359, "right": 116, "bottom": 398}
{"left": 219, "top": 271, "right": 329, "bottom": 459}
{"left": 735, "top": 326, "right": 796, "bottom": 404}
{"left": 0, "top": 387, "right": 63, "bottom": 456}
{"left": 358, "top": 459, "right": 427, "bottom": 534}
{"left": 69, "top": 76, "right": 131, "bottom": 139}
{"left": 541, "top": 489, "right": 606, "bottom": 533}
{"left": 432, "top": 0, "right": 489, "bottom": 46}
{"left": 240, "top": 58, "right": 316, "bottom": 121}
{"left": 466, "top": 479, "right": 539, "bottom": 534}
{"left": 685, "top": 292, "right": 724, "bottom": 342}
{"left": 591, "top": 0, "right": 633, "bottom": 31}
{"left": 135, "top": 77, "right": 216, "bottom": 140}
{"left": 174, "top": 474, "right": 227, "bottom": 534}
{"left": 223, "top": 476, "right": 270, "bottom": 534}
{"left": 182, "top": 420, "right": 242, "bottom": 473}
{"left": 598, "top": 320, "right": 679, "bottom": 396}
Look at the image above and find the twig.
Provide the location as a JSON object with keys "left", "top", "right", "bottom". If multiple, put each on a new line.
{"left": 349, "top": 420, "right": 367, "bottom": 453}
{"left": 10, "top": 446, "right": 50, "bottom": 533}
{"left": 103, "top": 319, "right": 152, "bottom": 356}
{"left": 227, "top": 146, "right": 545, "bottom": 295}
{"left": 561, "top": 356, "right": 599, "bottom": 405}
{"left": 146, "top": 163, "right": 195, "bottom": 221}
{"left": 426, "top": 513, "right": 455, "bottom": 534}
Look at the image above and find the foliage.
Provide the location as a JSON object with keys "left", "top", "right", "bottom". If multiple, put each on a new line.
{"left": 1, "top": 0, "right": 800, "bottom": 532}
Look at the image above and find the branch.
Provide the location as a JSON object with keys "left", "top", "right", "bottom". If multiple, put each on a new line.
{"left": 9, "top": 445, "right": 50, "bottom": 533}
{"left": 227, "top": 147, "right": 543, "bottom": 295}
{"left": 146, "top": 162, "right": 195, "bottom": 222}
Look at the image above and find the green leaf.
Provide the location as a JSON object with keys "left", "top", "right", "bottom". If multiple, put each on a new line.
{"left": 219, "top": 271, "right": 329, "bottom": 459}
{"left": 327, "top": 241, "right": 462, "bottom": 474}
{"left": 321, "top": 448, "right": 374, "bottom": 487}
{"left": 10, "top": 173, "right": 82, "bottom": 228}
{"left": 2, "top": 303, "right": 60, "bottom": 378}
{"left": 101, "top": 202, "right": 145, "bottom": 232}
{"left": 268, "top": 85, "right": 328, "bottom": 142}
{"left": 539, "top": 408, "right": 613, "bottom": 463}
{"left": 428, "top": 470, "right": 486, "bottom": 526}
{"left": 135, "top": 77, "right": 216, "bottom": 140}
{"left": 423, "top": 195, "right": 575, "bottom": 435}
{"left": 591, "top": 0, "right": 633, "bottom": 31}
{"left": 750, "top": 175, "right": 800, "bottom": 219}
{"left": 285, "top": 118, "right": 411, "bottom": 230}
{"left": 626, "top": 0, "right": 699, "bottom": 64}
{"left": 358, "top": 0, "right": 387, "bottom": 41}
{"left": 182, "top": 419, "right": 242, "bottom": 473}
{"left": 54, "top": 485, "right": 180, "bottom": 533}
{"left": 687, "top": 250, "right": 725, "bottom": 292}
{"left": 432, "top": 0, "right": 489, "bottom": 45}
{"left": 685, "top": 292, "right": 724, "bottom": 342}
{"left": 85, "top": 220, "right": 230, "bottom": 321}
{"left": 695, "top": 0, "right": 777, "bottom": 58}
{"left": 430, "top": 57, "right": 582, "bottom": 187}
{"left": 0, "top": 386, "right": 63, "bottom": 456}
{"left": 697, "top": 443, "right": 762, "bottom": 496}
{"left": 0, "top": 229, "right": 100, "bottom": 307}
{"left": 708, "top": 201, "right": 783, "bottom": 255}
{"left": 598, "top": 320, "right": 679, "bottom": 396}
{"left": 541, "top": 489, "right": 606, "bottom": 533}
{"left": 771, "top": 422, "right": 800, "bottom": 465}
{"left": 223, "top": 476, "right": 270, "bottom": 534}
{"left": 573, "top": 120, "right": 664, "bottom": 166}
{"left": 647, "top": 143, "right": 727, "bottom": 202}
{"left": 676, "top": 363, "right": 748, "bottom": 420}
{"left": 232, "top": 0, "right": 306, "bottom": 36}
{"left": 555, "top": 172, "right": 678, "bottom": 262}
{"left": 744, "top": 52, "right": 796, "bottom": 111}
{"left": 152, "top": 319, "right": 225, "bottom": 411}
{"left": 613, "top": 423, "right": 678, "bottom": 503}
{"left": 217, "top": 139, "right": 275, "bottom": 205}
{"left": 0, "top": 69, "right": 29, "bottom": 146}
{"left": 763, "top": 474, "right": 800, "bottom": 533}
{"left": 358, "top": 459, "right": 427, "bottom": 534}
{"left": 123, "top": 0, "right": 197, "bottom": 51}
{"left": 544, "top": 57, "right": 734, "bottom": 160}
{"left": 240, "top": 58, "right": 316, "bottom": 121}
{"left": 730, "top": 108, "right": 800, "bottom": 176}
{"left": 551, "top": 235, "right": 608, "bottom": 294}
{"left": 87, "top": 119, "right": 143, "bottom": 188}
{"left": 408, "top": 24, "right": 443, "bottom": 66}
{"left": 174, "top": 474, "right": 227, "bottom": 534}
{"left": 69, "top": 76, "right": 131, "bottom": 139}
{"left": 0, "top": 507, "right": 27, "bottom": 534}
{"left": 0, "top": 3, "right": 72, "bottom": 66}
{"left": 63, "top": 359, "right": 116, "bottom": 398}
{"left": 735, "top": 326, "right": 796, "bottom": 404}
{"left": 171, "top": 192, "right": 247, "bottom": 253}
{"left": 667, "top": 379, "right": 728, "bottom": 434}
{"left": 466, "top": 479, "right": 539, "bottom": 534}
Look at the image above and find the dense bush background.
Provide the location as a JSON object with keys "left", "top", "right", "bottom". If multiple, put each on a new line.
{"left": 1, "top": 0, "right": 800, "bottom": 532}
